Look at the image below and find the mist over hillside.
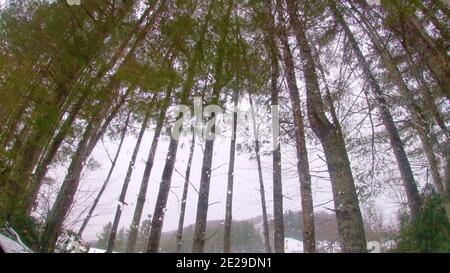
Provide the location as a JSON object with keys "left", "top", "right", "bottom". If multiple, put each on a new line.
{"left": 93, "top": 210, "right": 347, "bottom": 253}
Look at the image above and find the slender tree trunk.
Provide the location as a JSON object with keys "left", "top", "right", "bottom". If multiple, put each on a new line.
{"left": 170, "top": 4, "right": 216, "bottom": 253}
{"left": 263, "top": 1, "right": 284, "bottom": 253}
{"left": 105, "top": 3, "right": 170, "bottom": 252}
{"left": 249, "top": 94, "right": 272, "bottom": 253}
{"left": 408, "top": 55, "right": 450, "bottom": 172}
{"left": 146, "top": 40, "right": 213, "bottom": 253}
{"left": 404, "top": 45, "right": 450, "bottom": 192}
{"left": 192, "top": 1, "right": 233, "bottom": 253}
{"left": 39, "top": 79, "right": 135, "bottom": 252}
{"left": 191, "top": 137, "right": 214, "bottom": 253}
{"left": 270, "top": 58, "right": 284, "bottom": 254}
{"left": 405, "top": 14, "right": 450, "bottom": 98}
{"left": 77, "top": 110, "right": 131, "bottom": 237}
{"left": 276, "top": 1, "right": 316, "bottom": 252}
{"left": 25, "top": 91, "right": 102, "bottom": 215}
{"left": 2, "top": 91, "right": 70, "bottom": 219}
{"left": 330, "top": 1, "right": 422, "bottom": 217}
{"left": 352, "top": 0, "right": 445, "bottom": 195}
{"left": 223, "top": 90, "right": 238, "bottom": 253}
{"left": 39, "top": 117, "right": 98, "bottom": 253}
{"left": 28, "top": 81, "right": 131, "bottom": 217}
{"left": 106, "top": 106, "right": 154, "bottom": 253}
{"left": 0, "top": 1, "right": 141, "bottom": 216}
{"left": 6, "top": 2, "right": 158, "bottom": 218}
{"left": 143, "top": 2, "right": 213, "bottom": 253}
{"left": 126, "top": 89, "right": 172, "bottom": 253}
{"left": 286, "top": 0, "right": 367, "bottom": 252}
{"left": 145, "top": 131, "right": 179, "bottom": 253}
{"left": 175, "top": 133, "right": 196, "bottom": 252}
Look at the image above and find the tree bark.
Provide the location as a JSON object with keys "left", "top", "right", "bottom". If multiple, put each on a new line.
{"left": 39, "top": 116, "right": 99, "bottom": 253}
{"left": 263, "top": 1, "right": 284, "bottom": 253}
{"left": 1, "top": 1, "right": 139, "bottom": 216}
{"left": 352, "top": 0, "right": 445, "bottom": 195}
{"left": 171, "top": 4, "right": 217, "bottom": 253}
{"left": 106, "top": 106, "right": 154, "bottom": 253}
{"left": 330, "top": 1, "right": 422, "bottom": 217}
{"left": 192, "top": 1, "right": 233, "bottom": 253}
{"left": 276, "top": 1, "right": 316, "bottom": 252}
{"left": 223, "top": 90, "right": 238, "bottom": 253}
{"left": 14, "top": 2, "right": 159, "bottom": 217}
{"left": 126, "top": 89, "right": 172, "bottom": 253}
{"left": 286, "top": 0, "right": 367, "bottom": 252}
{"left": 145, "top": 131, "right": 179, "bottom": 253}
{"left": 175, "top": 133, "right": 196, "bottom": 252}
{"left": 249, "top": 94, "right": 272, "bottom": 253}
{"left": 77, "top": 110, "right": 131, "bottom": 237}
{"left": 381, "top": 1, "right": 450, "bottom": 99}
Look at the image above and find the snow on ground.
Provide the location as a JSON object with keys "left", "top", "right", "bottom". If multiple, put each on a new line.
{"left": 284, "top": 238, "right": 303, "bottom": 253}
{"left": 88, "top": 247, "right": 118, "bottom": 253}
{"left": 88, "top": 247, "right": 106, "bottom": 253}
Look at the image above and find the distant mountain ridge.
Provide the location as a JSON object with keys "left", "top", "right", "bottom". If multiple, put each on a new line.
{"left": 94, "top": 210, "right": 341, "bottom": 253}
{"left": 156, "top": 210, "right": 340, "bottom": 253}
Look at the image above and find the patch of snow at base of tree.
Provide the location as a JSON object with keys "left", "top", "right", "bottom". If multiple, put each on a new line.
{"left": 87, "top": 247, "right": 118, "bottom": 253}
{"left": 284, "top": 238, "right": 303, "bottom": 253}
{"left": 88, "top": 247, "right": 106, "bottom": 253}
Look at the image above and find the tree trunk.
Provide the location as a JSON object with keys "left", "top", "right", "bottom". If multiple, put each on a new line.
{"left": 0, "top": 1, "right": 138, "bottom": 219}
{"left": 39, "top": 80, "right": 136, "bottom": 252}
{"left": 286, "top": 0, "right": 367, "bottom": 252}
{"left": 1, "top": 1, "right": 141, "bottom": 215}
{"left": 25, "top": 90, "right": 103, "bottom": 215}
{"left": 77, "top": 110, "right": 131, "bottom": 237}
{"left": 405, "top": 13, "right": 450, "bottom": 99}
{"left": 145, "top": 132, "right": 179, "bottom": 253}
{"left": 2, "top": 90, "right": 70, "bottom": 219}
{"left": 175, "top": 133, "right": 196, "bottom": 252}
{"left": 106, "top": 106, "right": 154, "bottom": 253}
{"left": 263, "top": 1, "right": 284, "bottom": 253}
{"left": 270, "top": 60, "right": 284, "bottom": 254}
{"left": 352, "top": 0, "right": 445, "bottom": 195}
{"left": 0, "top": 99, "right": 29, "bottom": 154}
{"left": 126, "top": 89, "right": 172, "bottom": 253}
{"left": 171, "top": 4, "right": 216, "bottom": 253}
{"left": 192, "top": 1, "right": 233, "bottom": 253}
{"left": 381, "top": 1, "right": 450, "bottom": 99}
{"left": 14, "top": 2, "right": 160, "bottom": 217}
{"left": 249, "top": 94, "right": 272, "bottom": 253}
{"left": 39, "top": 117, "right": 98, "bottom": 253}
{"left": 223, "top": 90, "right": 238, "bottom": 253}
{"left": 330, "top": 1, "right": 422, "bottom": 217}
{"left": 276, "top": 1, "right": 316, "bottom": 252}
{"left": 403, "top": 43, "right": 450, "bottom": 195}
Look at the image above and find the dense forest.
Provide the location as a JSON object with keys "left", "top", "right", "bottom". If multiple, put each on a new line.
{"left": 0, "top": 0, "right": 449, "bottom": 253}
